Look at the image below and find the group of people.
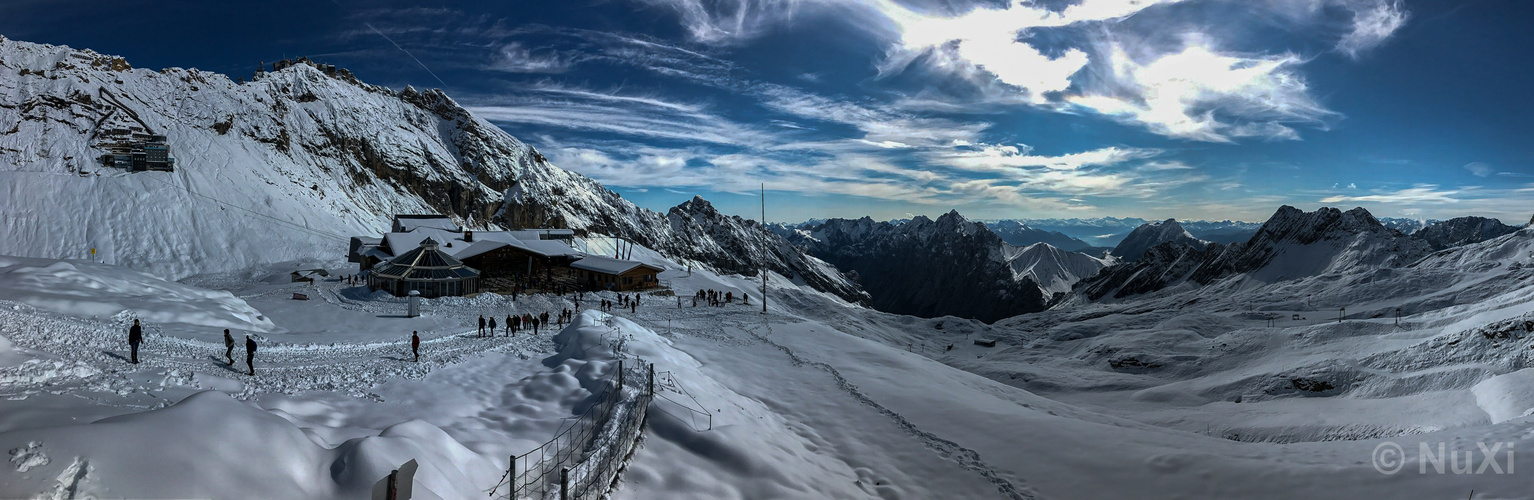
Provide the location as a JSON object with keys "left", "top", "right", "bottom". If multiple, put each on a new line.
{"left": 125, "top": 320, "right": 258, "bottom": 375}
{"left": 600, "top": 293, "right": 641, "bottom": 314}
{"left": 478, "top": 309, "right": 574, "bottom": 337}
{"left": 694, "top": 289, "right": 742, "bottom": 307}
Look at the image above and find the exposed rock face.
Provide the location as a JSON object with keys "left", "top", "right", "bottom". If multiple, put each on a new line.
{"left": 1111, "top": 219, "right": 1205, "bottom": 261}
{"left": 785, "top": 212, "right": 1049, "bottom": 322}
{"left": 1073, "top": 206, "right": 1433, "bottom": 301}
{"left": 1412, "top": 217, "right": 1520, "bottom": 251}
{"left": 1077, "top": 241, "right": 1226, "bottom": 301}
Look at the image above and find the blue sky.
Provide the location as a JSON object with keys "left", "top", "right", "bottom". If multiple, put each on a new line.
{"left": 4, "top": 0, "right": 1530, "bottom": 224}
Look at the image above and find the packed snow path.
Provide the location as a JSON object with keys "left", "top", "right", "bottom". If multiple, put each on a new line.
{"left": 0, "top": 299, "right": 551, "bottom": 405}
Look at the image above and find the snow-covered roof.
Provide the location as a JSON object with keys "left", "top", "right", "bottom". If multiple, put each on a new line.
{"left": 393, "top": 215, "right": 460, "bottom": 233}
{"left": 508, "top": 229, "right": 576, "bottom": 240}
{"left": 570, "top": 256, "right": 664, "bottom": 275}
{"left": 380, "top": 228, "right": 582, "bottom": 260}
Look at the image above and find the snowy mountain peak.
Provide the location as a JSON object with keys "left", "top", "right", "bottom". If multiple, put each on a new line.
{"left": 1005, "top": 242, "right": 1110, "bottom": 295}
{"left": 1252, "top": 205, "right": 1399, "bottom": 246}
{"left": 1111, "top": 218, "right": 1204, "bottom": 261}
{"left": 1193, "top": 204, "right": 1430, "bottom": 282}
{"left": 1073, "top": 205, "right": 1433, "bottom": 302}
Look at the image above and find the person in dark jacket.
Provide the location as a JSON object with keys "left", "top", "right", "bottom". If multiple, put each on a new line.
{"left": 128, "top": 319, "right": 142, "bottom": 364}
{"left": 411, "top": 331, "right": 420, "bottom": 362}
{"left": 223, "top": 329, "right": 235, "bottom": 365}
{"left": 505, "top": 314, "right": 512, "bottom": 336}
{"left": 478, "top": 315, "right": 486, "bottom": 337}
{"left": 245, "top": 335, "right": 257, "bottom": 376}
{"left": 488, "top": 317, "right": 497, "bottom": 338}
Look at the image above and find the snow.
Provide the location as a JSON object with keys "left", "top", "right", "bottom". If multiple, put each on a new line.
{"left": 5, "top": 225, "right": 1534, "bottom": 498}
{"left": 1004, "top": 242, "right": 1111, "bottom": 294}
{"left": 569, "top": 255, "right": 660, "bottom": 275}
{"left": 1472, "top": 369, "right": 1534, "bottom": 424}
{"left": 0, "top": 256, "right": 273, "bottom": 332}
{"left": 7, "top": 34, "right": 1534, "bottom": 500}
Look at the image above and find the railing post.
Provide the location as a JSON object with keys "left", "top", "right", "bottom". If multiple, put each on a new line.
{"left": 560, "top": 467, "right": 569, "bottom": 500}
{"left": 386, "top": 469, "right": 398, "bottom": 500}
{"left": 618, "top": 360, "right": 624, "bottom": 390}
{"left": 509, "top": 455, "right": 516, "bottom": 495}
{"left": 648, "top": 364, "right": 654, "bottom": 397}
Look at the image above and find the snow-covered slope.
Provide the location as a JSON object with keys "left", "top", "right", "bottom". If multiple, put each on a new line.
{"left": 0, "top": 36, "right": 863, "bottom": 302}
{"left": 1004, "top": 242, "right": 1111, "bottom": 295}
{"left": 1110, "top": 219, "right": 1206, "bottom": 261}
{"left": 786, "top": 212, "right": 1049, "bottom": 322}
{"left": 1411, "top": 216, "right": 1520, "bottom": 251}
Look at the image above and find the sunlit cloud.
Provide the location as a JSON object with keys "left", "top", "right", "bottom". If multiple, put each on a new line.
{"left": 1320, "top": 184, "right": 1461, "bottom": 204}
{"left": 1068, "top": 34, "right": 1334, "bottom": 142}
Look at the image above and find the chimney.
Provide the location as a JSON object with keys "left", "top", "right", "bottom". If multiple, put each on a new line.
{"left": 464, "top": 230, "right": 473, "bottom": 242}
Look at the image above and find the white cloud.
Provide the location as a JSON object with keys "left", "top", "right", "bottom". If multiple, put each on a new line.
{"left": 626, "top": 0, "right": 826, "bottom": 44}
{"left": 488, "top": 42, "right": 579, "bottom": 73}
{"left": 1320, "top": 184, "right": 1460, "bottom": 204}
{"left": 1463, "top": 162, "right": 1496, "bottom": 177}
{"left": 1336, "top": 0, "right": 1409, "bottom": 57}
{"left": 1068, "top": 35, "right": 1334, "bottom": 142}
{"left": 754, "top": 84, "right": 991, "bottom": 147}
{"left": 465, "top": 85, "right": 773, "bottom": 146}
{"left": 937, "top": 144, "right": 1159, "bottom": 173}
{"left": 875, "top": 0, "right": 1186, "bottom": 103}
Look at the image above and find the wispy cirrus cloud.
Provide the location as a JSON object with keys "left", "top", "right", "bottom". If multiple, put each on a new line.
{"left": 1463, "top": 162, "right": 1496, "bottom": 177}
{"left": 1335, "top": 0, "right": 1412, "bottom": 57}
{"left": 487, "top": 42, "right": 582, "bottom": 73}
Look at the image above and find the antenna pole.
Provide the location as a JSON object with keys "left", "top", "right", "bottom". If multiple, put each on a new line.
{"left": 762, "top": 183, "right": 768, "bottom": 315}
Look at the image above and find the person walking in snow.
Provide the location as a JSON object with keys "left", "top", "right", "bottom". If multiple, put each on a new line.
{"left": 532, "top": 316, "right": 540, "bottom": 335}
{"left": 245, "top": 335, "right": 257, "bottom": 376}
{"left": 411, "top": 331, "right": 420, "bottom": 362}
{"left": 488, "top": 316, "right": 497, "bottom": 338}
{"left": 223, "top": 329, "right": 235, "bottom": 365}
{"left": 505, "top": 314, "right": 513, "bottom": 336}
{"left": 478, "top": 315, "right": 486, "bottom": 337}
{"left": 128, "top": 319, "right": 143, "bottom": 364}
{"left": 512, "top": 315, "right": 521, "bottom": 336}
